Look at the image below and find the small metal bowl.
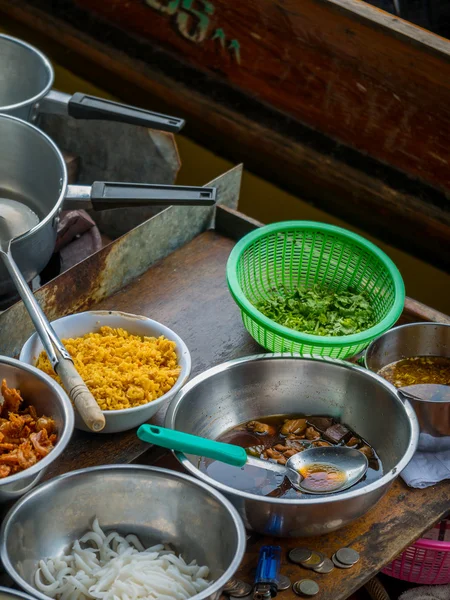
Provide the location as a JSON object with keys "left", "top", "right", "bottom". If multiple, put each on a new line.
{"left": 20, "top": 310, "right": 192, "bottom": 434}
{"left": 0, "top": 465, "right": 247, "bottom": 600}
{"left": 0, "top": 356, "right": 73, "bottom": 502}
{"left": 365, "top": 322, "right": 450, "bottom": 436}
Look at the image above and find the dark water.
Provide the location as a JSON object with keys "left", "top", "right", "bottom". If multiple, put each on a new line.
{"left": 199, "top": 414, "right": 383, "bottom": 499}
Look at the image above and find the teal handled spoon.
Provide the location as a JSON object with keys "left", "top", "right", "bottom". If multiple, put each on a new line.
{"left": 137, "top": 425, "right": 368, "bottom": 494}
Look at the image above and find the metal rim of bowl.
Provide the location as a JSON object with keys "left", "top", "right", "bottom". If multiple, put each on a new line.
{"left": 0, "top": 34, "right": 54, "bottom": 112}
{"left": 0, "top": 586, "right": 36, "bottom": 600}
{"left": 226, "top": 221, "right": 406, "bottom": 348}
{"left": 0, "top": 464, "right": 248, "bottom": 600}
{"left": 364, "top": 321, "right": 450, "bottom": 371}
{"left": 0, "top": 356, "right": 74, "bottom": 487}
{"left": 0, "top": 586, "right": 38, "bottom": 600}
{"left": 165, "top": 353, "right": 419, "bottom": 505}
{"left": 20, "top": 310, "right": 192, "bottom": 417}
{"left": 0, "top": 113, "right": 67, "bottom": 242}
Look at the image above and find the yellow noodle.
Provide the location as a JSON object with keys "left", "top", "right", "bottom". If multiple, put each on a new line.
{"left": 36, "top": 326, "right": 181, "bottom": 411}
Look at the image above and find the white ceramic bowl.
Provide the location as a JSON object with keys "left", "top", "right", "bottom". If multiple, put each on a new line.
{"left": 20, "top": 311, "right": 191, "bottom": 434}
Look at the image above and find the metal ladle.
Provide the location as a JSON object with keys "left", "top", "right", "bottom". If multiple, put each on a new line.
{"left": 398, "top": 384, "right": 450, "bottom": 403}
{"left": 138, "top": 425, "right": 369, "bottom": 494}
{"left": 0, "top": 202, "right": 105, "bottom": 432}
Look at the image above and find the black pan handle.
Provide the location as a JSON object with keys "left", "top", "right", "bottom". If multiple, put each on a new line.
{"left": 68, "top": 93, "right": 185, "bottom": 133}
{"left": 64, "top": 183, "right": 216, "bottom": 210}
{"left": 39, "top": 90, "right": 185, "bottom": 133}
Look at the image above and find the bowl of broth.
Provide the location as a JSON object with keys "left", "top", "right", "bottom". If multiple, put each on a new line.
{"left": 165, "top": 355, "right": 418, "bottom": 537}
{"left": 365, "top": 322, "right": 450, "bottom": 436}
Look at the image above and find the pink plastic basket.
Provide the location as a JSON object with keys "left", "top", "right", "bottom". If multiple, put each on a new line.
{"left": 383, "top": 521, "right": 450, "bottom": 585}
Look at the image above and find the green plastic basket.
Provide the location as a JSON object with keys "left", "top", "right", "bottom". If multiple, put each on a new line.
{"left": 226, "top": 221, "right": 405, "bottom": 359}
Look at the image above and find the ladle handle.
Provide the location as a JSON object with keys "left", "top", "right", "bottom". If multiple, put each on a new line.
{"left": 0, "top": 247, "right": 61, "bottom": 368}
{"left": 0, "top": 247, "right": 105, "bottom": 433}
{"left": 137, "top": 425, "right": 248, "bottom": 467}
{"left": 55, "top": 359, "right": 106, "bottom": 433}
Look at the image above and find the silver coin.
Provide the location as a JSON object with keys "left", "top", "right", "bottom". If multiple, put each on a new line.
{"left": 224, "top": 580, "right": 239, "bottom": 592}
{"left": 289, "top": 547, "right": 313, "bottom": 564}
{"left": 313, "top": 557, "right": 335, "bottom": 574}
{"left": 227, "top": 583, "right": 253, "bottom": 597}
{"left": 336, "top": 548, "right": 360, "bottom": 566}
{"left": 332, "top": 554, "right": 353, "bottom": 569}
{"left": 276, "top": 574, "right": 291, "bottom": 591}
{"left": 293, "top": 579, "right": 320, "bottom": 597}
{"left": 301, "top": 551, "right": 325, "bottom": 570}
{"left": 223, "top": 580, "right": 252, "bottom": 597}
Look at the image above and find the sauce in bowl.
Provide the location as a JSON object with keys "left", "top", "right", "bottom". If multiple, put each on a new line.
{"left": 199, "top": 414, "right": 382, "bottom": 498}
{"left": 378, "top": 356, "right": 450, "bottom": 388}
{"left": 298, "top": 463, "right": 347, "bottom": 493}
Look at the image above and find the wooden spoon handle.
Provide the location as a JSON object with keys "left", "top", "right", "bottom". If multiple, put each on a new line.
{"left": 56, "top": 358, "right": 105, "bottom": 432}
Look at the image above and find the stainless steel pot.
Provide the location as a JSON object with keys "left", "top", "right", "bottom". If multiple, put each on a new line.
{"left": 0, "top": 356, "right": 74, "bottom": 502}
{"left": 165, "top": 355, "right": 419, "bottom": 537}
{"left": 0, "top": 465, "right": 247, "bottom": 600}
{"left": 365, "top": 322, "right": 450, "bottom": 436}
{"left": 0, "top": 114, "right": 216, "bottom": 296}
{"left": 0, "top": 34, "right": 184, "bottom": 132}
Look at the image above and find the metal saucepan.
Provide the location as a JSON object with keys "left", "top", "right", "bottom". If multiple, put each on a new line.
{"left": 165, "top": 354, "right": 419, "bottom": 537}
{"left": 0, "top": 34, "right": 184, "bottom": 132}
{"left": 0, "top": 114, "right": 216, "bottom": 296}
{"left": 365, "top": 322, "right": 450, "bottom": 436}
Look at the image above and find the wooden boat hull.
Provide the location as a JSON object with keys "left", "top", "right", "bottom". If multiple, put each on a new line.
{"left": 1, "top": 0, "right": 449, "bottom": 268}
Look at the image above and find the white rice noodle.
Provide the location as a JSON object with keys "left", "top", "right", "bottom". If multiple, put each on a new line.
{"left": 35, "top": 518, "right": 211, "bottom": 600}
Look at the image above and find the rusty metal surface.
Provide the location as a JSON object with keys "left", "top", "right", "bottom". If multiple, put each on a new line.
{"left": 0, "top": 165, "right": 242, "bottom": 357}
{"left": 39, "top": 114, "right": 181, "bottom": 238}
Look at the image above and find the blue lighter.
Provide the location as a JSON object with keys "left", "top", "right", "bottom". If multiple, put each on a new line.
{"left": 253, "top": 545, "right": 282, "bottom": 599}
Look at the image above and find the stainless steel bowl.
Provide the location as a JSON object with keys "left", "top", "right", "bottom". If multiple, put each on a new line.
{"left": 0, "top": 356, "right": 73, "bottom": 502}
{"left": 365, "top": 322, "right": 450, "bottom": 436}
{"left": 165, "top": 354, "right": 419, "bottom": 537}
{"left": 0, "top": 465, "right": 247, "bottom": 600}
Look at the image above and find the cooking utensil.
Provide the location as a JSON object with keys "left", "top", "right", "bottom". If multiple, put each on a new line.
{"left": 0, "top": 114, "right": 216, "bottom": 297}
{"left": 20, "top": 311, "right": 192, "bottom": 434}
{"left": 0, "top": 199, "right": 39, "bottom": 237}
{"left": 398, "top": 384, "right": 450, "bottom": 403}
{"left": 165, "top": 354, "right": 419, "bottom": 537}
{"left": 0, "top": 34, "right": 184, "bottom": 132}
{"left": 0, "top": 216, "right": 105, "bottom": 432}
{"left": 253, "top": 545, "right": 282, "bottom": 599}
{"left": 137, "top": 425, "right": 368, "bottom": 494}
{"left": 0, "top": 464, "right": 247, "bottom": 600}
{"left": 226, "top": 221, "right": 405, "bottom": 359}
{"left": 365, "top": 323, "right": 450, "bottom": 436}
{"left": 0, "top": 356, "right": 73, "bottom": 502}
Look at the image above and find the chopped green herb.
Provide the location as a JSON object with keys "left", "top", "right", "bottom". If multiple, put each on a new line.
{"left": 255, "top": 285, "right": 376, "bottom": 336}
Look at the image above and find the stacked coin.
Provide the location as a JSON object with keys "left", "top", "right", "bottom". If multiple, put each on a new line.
{"left": 276, "top": 574, "right": 292, "bottom": 591}
{"left": 289, "top": 547, "right": 334, "bottom": 574}
{"left": 223, "top": 579, "right": 253, "bottom": 597}
{"left": 331, "top": 548, "right": 360, "bottom": 570}
{"left": 293, "top": 579, "right": 320, "bottom": 597}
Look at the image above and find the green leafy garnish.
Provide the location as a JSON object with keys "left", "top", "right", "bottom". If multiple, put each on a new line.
{"left": 255, "top": 285, "right": 376, "bottom": 336}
